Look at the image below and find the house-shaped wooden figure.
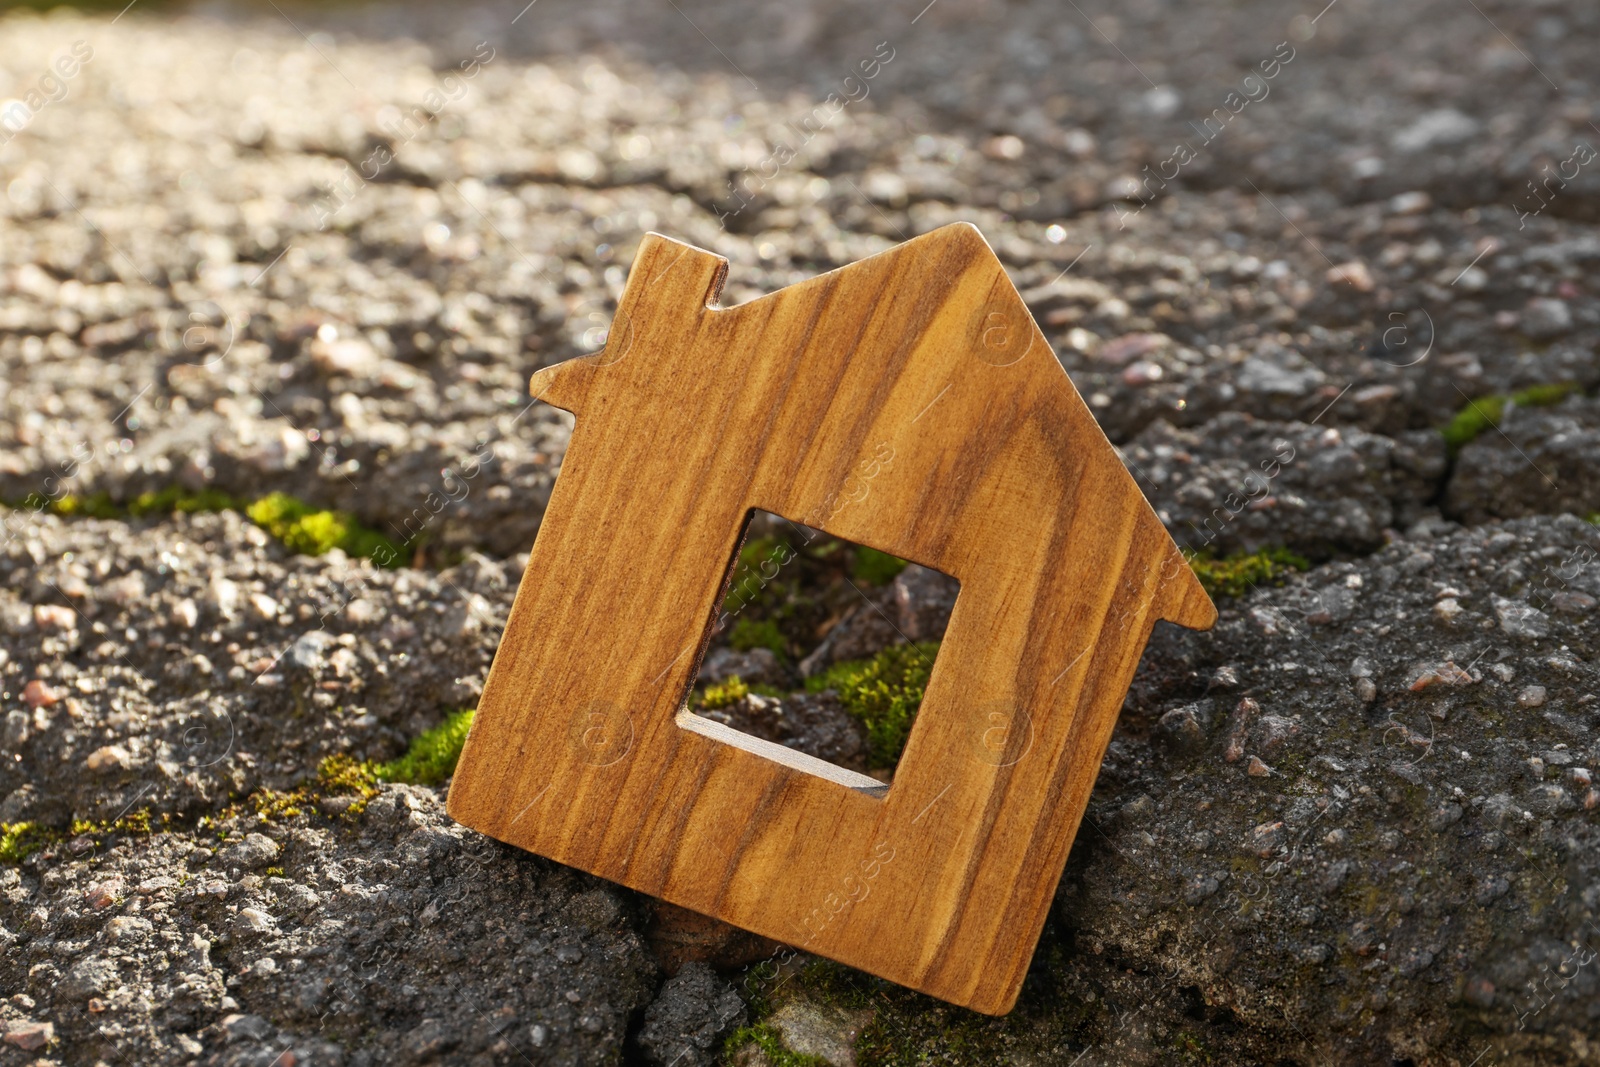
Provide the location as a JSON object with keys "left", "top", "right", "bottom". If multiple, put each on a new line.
{"left": 447, "top": 223, "right": 1216, "bottom": 1014}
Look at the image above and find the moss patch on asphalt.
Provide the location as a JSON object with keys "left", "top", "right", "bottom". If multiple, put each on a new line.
{"left": 8, "top": 488, "right": 403, "bottom": 566}
{"left": 374, "top": 709, "right": 476, "bottom": 786}
{"left": 723, "top": 1023, "right": 831, "bottom": 1067}
{"left": 806, "top": 642, "right": 939, "bottom": 770}
{"left": 725, "top": 956, "right": 1066, "bottom": 1067}
{"left": 1189, "top": 547, "right": 1310, "bottom": 598}
{"left": 851, "top": 547, "right": 909, "bottom": 585}
{"left": 246, "top": 492, "right": 402, "bottom": 563}
{"left": 698, "top": 675, "right": 750, "bottom": 710}
{"left": 2, "top": 807, "right": 178, "bottom": 862}
{"left": 729, "top": 617, "right": 786, "bottom": 657}
{"left": 49, "top": 486, "right": 243, "bottom": 519}
{"left": 0, "top": 822, "right": 54, "bottom": 863}
{"left": 1439, "top": 381, "right": 1580, "bottom": 452}
{"left": 2, "top": 712, "right": 475, "bottom": 863}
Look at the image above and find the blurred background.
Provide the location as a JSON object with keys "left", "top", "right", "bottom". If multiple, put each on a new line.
{"left": 1, "top": 0, "right": 1596, "bottom": 559}
{"left": 1, "top": 0, "right": 1596, "bottom": 560}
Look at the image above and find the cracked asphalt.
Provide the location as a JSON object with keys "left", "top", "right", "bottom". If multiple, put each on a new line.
{"left": 1, "top": 0, "right": 1599, "bottom": 1063}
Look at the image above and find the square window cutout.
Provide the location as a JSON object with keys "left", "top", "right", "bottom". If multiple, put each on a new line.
{"left": 678, "top": 509, "right": 958, "bottom": 796}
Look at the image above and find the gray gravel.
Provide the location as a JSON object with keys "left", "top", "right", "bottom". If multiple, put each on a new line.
{"left": 636, "top": 962, "right": 745, "bottom": 1067}
{"left": 0, "top": 510, "right": 514, "bottom": 829}
{"left": 1124, "top": 412, "right": 1448, "bottom": 558}
{"left": 1448, "top": 395, "right": 1600, "bottom": 526}
{"left": 1053, "top": 513, "right": 1600, "bottom": 1065}
{"left": 2, "top": 0, "right": 1599, "bottom": 1062}
{"left": 1, "top": 781, "right": 656, "bottom": 1066}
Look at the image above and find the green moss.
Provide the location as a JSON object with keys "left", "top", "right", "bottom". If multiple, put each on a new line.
{"left": 1189, "top": 548, "right": 1309, "bottom": 599}
{"left": 250, "top": 783, "right": 323, "bottom": 822}
{"left": 806, "top": 642, "right": 939, "bottom": 770}
{"left": 246, "top": 492, "right": 402, "bottom": 565}
{"left": 795, "top": 958, "right": 875, "bottom": 1010}
{"left": 45, "top": 487, "right": 242, "bottom": 520}
{"left": 53, "top": 807, "right": 171, "bottom": 851}
{"left": 1440, "top": 382, "right": 1580, "bottom": 451}
{"left": 854, "top": 994, "right": 1006, "bottom": 1067}
{"left": 1439, "top": 394, "right": 1507, "bottom": 452}
{"left": 8, "top": 487, "right": 402, "bottom": 566}
{"left": 116, "top": 809, "right": 154, "bottom": 834}
{"left": 375, "top": 709, "right": 475, "bottom": 786}
{"left": 730, "top": 617, "right": 786, "bottom": 657}
{"left": 699, "top": 675, "right": 750, "bottom": 710}
{"left": 70, "top": 810, "right": 158, "bottom": 838}
{"left": 4, "top": 719, "right": 465, "bottom": 859}
{"left": 202, "top": 751, "right": 385, "bottom": 830}
{"left": 731, "top": 956, "right": 1051, "bottom": 1067}
{"left": 320, "top": 752, "right": 379, "bottom": 797}
{"left": 726, "top": 935, "right": 1101, "bottom": 1067}
{"left": 128, "top": 486, "right": 242, "bottom": 517}
{"left": 313, "top": 752, "right": 382, "bottom": 817}
{"left": 0, "top": 822, "right": 55, "bottom": 863}
{"left": 739, "top": 535, "right": 783, "bottom": 570}
{"left": 723, "top": 1023, "right": 831, "bottom": 1067}
{"left": 1513, "top": 381, "right": 1582, "bottom": 407}
{"left": 222, "top": 714, "right": 464, "bottom": 822}
{"left": 49, "top": 491, "right": 121, "bottom": 518}
{"left": 851, "top": 547, "right": 908, "bottom": 585}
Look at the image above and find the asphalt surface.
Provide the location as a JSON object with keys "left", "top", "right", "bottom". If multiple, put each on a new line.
{"left": 1, "top": 0, "right": 1599, "bottom": 1063}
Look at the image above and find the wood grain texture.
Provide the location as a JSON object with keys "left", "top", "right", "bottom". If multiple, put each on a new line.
{"left": 446, "top": 222, "right": 1216, "bottom": 1014}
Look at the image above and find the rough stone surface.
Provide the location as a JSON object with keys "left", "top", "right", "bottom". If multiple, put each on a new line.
{"left": 797, "top": 564, "right": 958, "bottom": 676}
{"left": 0, "top": 510, "right": 514, "bottom": 829}
{"left": 1125, "top": 413, "right": 1448, "bottom": 558}
{"left": 766, "top": 997, "right": 871, "bottom": 1067}
{"left": 0, "top": 783, "right": 656, "bottom": 1066}
{"left": 1447, "top": 396, "right": 1600, "bottom": 525}
{"left": 699, "top": 693, "right": 870, "bottom": 776}
{"left": 1051, "top": 515, "right": 1600, "bottom": 1065}
{"left": 2, "top": 0, "right": 1599, "bottom": 1063}
{"left": 637, "top": 962, "right": 746, "bottom": 1067}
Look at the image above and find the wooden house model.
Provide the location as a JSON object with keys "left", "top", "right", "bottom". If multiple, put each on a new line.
{"left": 447, "top": 223, "right": 1216, "bottom": 1013}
